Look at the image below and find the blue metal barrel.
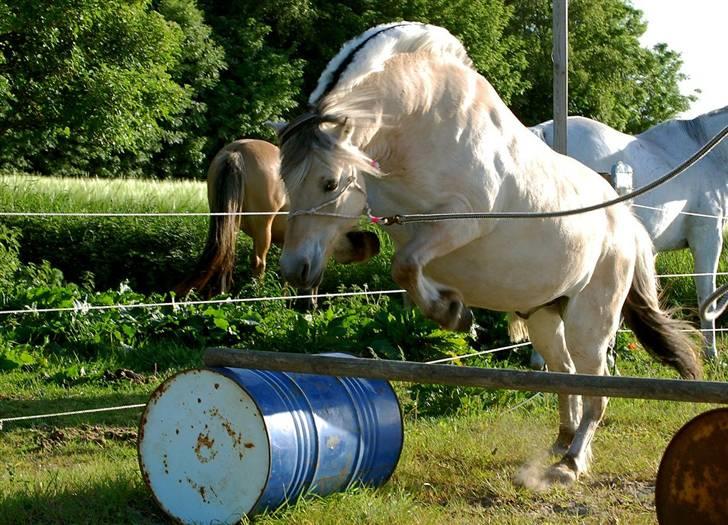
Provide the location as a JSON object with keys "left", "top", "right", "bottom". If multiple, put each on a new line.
{"left": 138, "top": 356, "right": 403, "bottom": 524}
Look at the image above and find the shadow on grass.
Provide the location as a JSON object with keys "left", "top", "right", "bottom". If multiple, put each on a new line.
{"left": 0, "top": 472, "right": 171, "bottom": 525}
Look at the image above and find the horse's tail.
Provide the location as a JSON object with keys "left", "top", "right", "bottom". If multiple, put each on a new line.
{"left": 176, "top": 152, "right": 245, "bottom": 297}
{"left": 622, "top": 227, "right": 702, "bottom": 379}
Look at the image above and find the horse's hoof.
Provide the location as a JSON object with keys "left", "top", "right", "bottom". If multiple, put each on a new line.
{"left": 545, "top": 461, "right": 578, "bottom": 485}
{"left": 431, "top": 289, "right": 470, "bottom": 331}
{"left": 454, "top": 307, "right": 474, "bottom": 333}
{"left": 546, "top": 455, "right": 580, "bottom": 484}
{"left": 703, "top": 347, "right": 718, "bottom": 362}
{"left": 529, "top": 351, "right": 546, "bottom": 370}
{"left": 436, "top": 290, "right": 475, "bottom": 332}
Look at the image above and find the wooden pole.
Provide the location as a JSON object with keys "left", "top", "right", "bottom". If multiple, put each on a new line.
{"left": 553, "top": 0, "right": 568, "bottom": 154}
{"left": 204, "top": 348, "right": 728, "bottom": 404}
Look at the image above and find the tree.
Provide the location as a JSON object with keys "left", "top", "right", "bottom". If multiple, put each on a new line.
{"left": 277, "top": 0, "right": 528, "bottom": 107}
{"left": 151, "top": 0, "right": 226, "bottom": 178}
{"left": 505, "top": 0, "right": 695, "bottom": 132}
{"left": 197, "top": 0, "right": 307, "bottom": 155}
{"left": 0, "top": 0, "right": 192, "bottom": 176}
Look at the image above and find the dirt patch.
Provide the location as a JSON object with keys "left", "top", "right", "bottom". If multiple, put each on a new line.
{"left": 101, "top": 368, "right": 149, "bottom": 384}
{"left": 33, "top": 424, "right": 138, "bottom": 451}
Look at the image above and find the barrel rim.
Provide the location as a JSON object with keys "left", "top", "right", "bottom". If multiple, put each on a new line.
{"left": 137, "top": 367, "right": 273, "bottom": 523}
{"left": 370, "top": 374, "right": 404, "bottom": 487}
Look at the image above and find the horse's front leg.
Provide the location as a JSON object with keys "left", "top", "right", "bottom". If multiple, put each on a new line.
{"left": 391, "top": 217, "right": 481, "bottom": 331}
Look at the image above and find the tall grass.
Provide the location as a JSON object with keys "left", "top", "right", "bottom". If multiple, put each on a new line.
{"left": 0, "top": 172, "right": 207, "bottom": 213}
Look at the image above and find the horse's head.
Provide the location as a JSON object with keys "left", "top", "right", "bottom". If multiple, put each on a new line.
{"left": 278, "top": 111, "right": 381, "bottom": 289}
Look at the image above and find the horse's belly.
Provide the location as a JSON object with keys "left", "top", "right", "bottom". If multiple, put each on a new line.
{"left": 423, "top": 229, "right": 600, "bottom": 312}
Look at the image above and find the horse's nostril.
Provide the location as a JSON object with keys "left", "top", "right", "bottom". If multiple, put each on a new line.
{"left": 300, "top": 262, "right": 310, "bottom": 283}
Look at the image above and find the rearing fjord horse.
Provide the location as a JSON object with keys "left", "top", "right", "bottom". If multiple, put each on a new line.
{"left": 277, "top": 22, "right": 700, "bottom": 485}
{"left": 531, "top": 109, "right": 728, "bottom": 360}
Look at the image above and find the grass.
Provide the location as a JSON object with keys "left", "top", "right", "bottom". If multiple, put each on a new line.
{"left": 0, "top": 172, "right": 207, "bottom": 214}
{"left": 1, "top": 354, "right": 726, "bottom": 524}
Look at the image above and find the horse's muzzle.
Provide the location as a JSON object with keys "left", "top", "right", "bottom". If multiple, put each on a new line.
{"left": 280, "top": 253, "right": 323, "bottom": 290}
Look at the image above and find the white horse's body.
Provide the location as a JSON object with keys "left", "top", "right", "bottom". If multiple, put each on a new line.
{"left": 277, "top": 22, "right": 699, "bottom": 485}
{"left": 531, "top": 110, "right": 728, "bottom": 358}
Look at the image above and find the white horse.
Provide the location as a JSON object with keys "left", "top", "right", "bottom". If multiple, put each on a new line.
{"left": 276, "top": 22, "right": 700, "bottom": 485}
{"left": 531, "top": 108, "right": 728, "bottom": 361}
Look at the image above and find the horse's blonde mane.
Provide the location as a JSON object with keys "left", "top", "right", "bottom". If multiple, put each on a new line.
{"left": 309, "top": 22, "right": 472, "bottom": 106}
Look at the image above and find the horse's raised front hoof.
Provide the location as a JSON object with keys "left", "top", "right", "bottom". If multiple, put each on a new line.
{"left": 431, "top": 289, "right": 473, "bottom": 332}
{"left": 545, "top": 458, "right": 578, "bottom": 485}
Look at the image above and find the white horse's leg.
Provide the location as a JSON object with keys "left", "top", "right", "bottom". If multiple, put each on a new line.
{"left": 688, "top": 223, "right": 722, "bottom": 360}
{"left": 391, "top": 217, "right": 481, "bottom": 331}
{"left": 524, "top": 306, "right": 580, "bottom": 454}
{"left": 546, "top": 276, "right": 622, "bottom": 483}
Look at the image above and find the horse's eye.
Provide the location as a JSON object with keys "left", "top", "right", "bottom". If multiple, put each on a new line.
{"left": 324, "top": 180, "right": 338, "bottom": 192}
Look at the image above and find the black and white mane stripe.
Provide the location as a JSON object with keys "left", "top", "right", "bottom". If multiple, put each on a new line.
{"left": 309, "top": 22, "right": 420, "bottom": 106}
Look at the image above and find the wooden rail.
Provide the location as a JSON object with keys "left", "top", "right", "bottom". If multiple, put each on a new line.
{"left": 204, "top": 348, "right": 728, "bottom": 404}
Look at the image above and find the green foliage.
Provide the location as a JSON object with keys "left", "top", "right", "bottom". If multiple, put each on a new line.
{"left": 197, "top": 0, "right": 307, "bottom": 151}
{"left": 505, "top": 0, "right": 695, "bottom": 132}
{"left": 150, "top": 0, "right": 226, "bottom": 178}
{"left": 0, "top": 222, "right": 20, "bottom": 287}
{"left": 3, "top": 215, "right": 207, "bottom": 292}
{"left": 0, "top": 0, "right": 205, "bottom": 176}
{"left": 271, "top": 0, "right": 527, "bottom": 107}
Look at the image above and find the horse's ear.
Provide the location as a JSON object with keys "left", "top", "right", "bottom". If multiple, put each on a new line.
{"left": 265, "top": 120, "right": 287, "bottom": 134}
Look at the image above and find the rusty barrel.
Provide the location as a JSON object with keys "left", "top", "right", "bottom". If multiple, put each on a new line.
{"left": 137, "top": 360, "right": 403, "bottom": 524}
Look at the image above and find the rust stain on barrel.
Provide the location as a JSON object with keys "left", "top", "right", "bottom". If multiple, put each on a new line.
{"left": 194, "top": 432, "right": 217, "bottom": 463}
{"left": 209, "top": 406, "right": 248, "bottom": 458}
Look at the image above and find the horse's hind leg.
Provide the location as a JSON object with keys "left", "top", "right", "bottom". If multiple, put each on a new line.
{"left": 688, "top": 221, "right": 722, "bottom": 360}
{"left": 249, "top": 217, "right": 273, "bottom": 279}
{"left": 525, "top": 306, "right": 581, "bottom": 455}
{"left": 548, "top": 271, "right": 625, "bottom": 483}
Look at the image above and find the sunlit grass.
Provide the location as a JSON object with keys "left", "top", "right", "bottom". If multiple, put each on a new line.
{"left": 0, "top": 171, "right": 207, "bottom": 214}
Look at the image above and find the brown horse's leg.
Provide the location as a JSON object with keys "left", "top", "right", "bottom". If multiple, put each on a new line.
{"left": 250, "top": 218, "right": 273, "bottom": 279}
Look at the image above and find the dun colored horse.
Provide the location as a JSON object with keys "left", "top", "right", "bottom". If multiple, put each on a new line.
{"left": 276, "top": 22, "right": 700, "bottom": 485}
{"left": 176, "top": 139, "right": 379, "bottom": 298}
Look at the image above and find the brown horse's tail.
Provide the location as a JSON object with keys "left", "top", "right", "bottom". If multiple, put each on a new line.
{"left": 176, "top": 152, "right": 245, "bottom": 297}
{"left": 622, "top": 228, "right": 702, "bottom": 379}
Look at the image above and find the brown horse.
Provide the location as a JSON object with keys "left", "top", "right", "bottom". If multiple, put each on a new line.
{"left": 177, "top": 139, "right": 379, "bottom": 298}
